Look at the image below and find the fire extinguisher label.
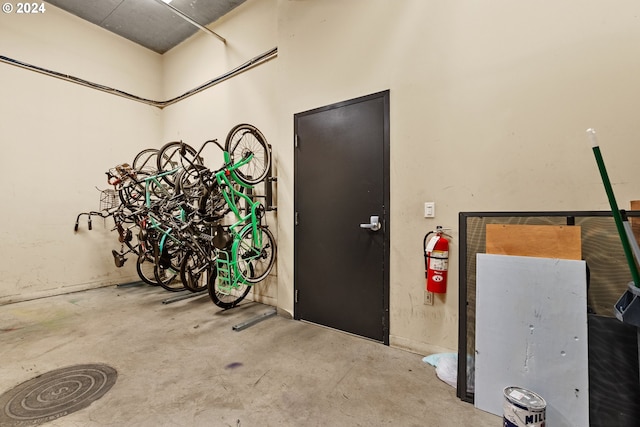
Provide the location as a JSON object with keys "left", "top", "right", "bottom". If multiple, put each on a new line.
{"left": 429, "top": 250, "right": 448, "bottom": 270}
{"left": 425, "top": 236, "right": 440, "bottom": 253}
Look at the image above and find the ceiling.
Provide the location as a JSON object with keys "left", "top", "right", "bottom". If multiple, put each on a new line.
{"left": 46, "top": 0, "right": 246, "bottom": 54}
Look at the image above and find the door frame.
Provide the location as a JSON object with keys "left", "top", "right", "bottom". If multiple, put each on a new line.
{"left": 292, "top": 90, "right": 391, "bottom": 344}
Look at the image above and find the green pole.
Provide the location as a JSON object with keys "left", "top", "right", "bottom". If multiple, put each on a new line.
{"left": 587, "top": 128, "right": 640, "bottom": 288}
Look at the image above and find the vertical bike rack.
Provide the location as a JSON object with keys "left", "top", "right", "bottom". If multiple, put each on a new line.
{"left": 265, "top": 144, "right": 277, "bottom": 212}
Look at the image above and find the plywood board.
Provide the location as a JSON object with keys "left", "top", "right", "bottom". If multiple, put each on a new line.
{"left": 486, "top": 224, "right": 582, "bottom": 260}
{"left": 474, "top": 254, "right": 589, "bottom": 427}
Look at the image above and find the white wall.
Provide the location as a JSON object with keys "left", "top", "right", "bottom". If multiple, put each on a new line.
{"left": 274, "top": 0, "right": 640, "bottom": 353}
{"left": 0, "top": 5, "right": 163, "bottom": 303}
{"left": 4, "top": 0, "right": 640, "bottom": 356}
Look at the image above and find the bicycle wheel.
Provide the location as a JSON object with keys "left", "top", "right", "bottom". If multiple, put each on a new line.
{"left": 208, "top": 260, "right": 252, "bottom": 309}
{"left": 177, "top": 164, "right": 206, "bottom": 195}
{"left": 224, "top": 124, "right": 271, "bottom": 185}
{"left": 177, "top": 164, "right": 210, "bottom": 210}
{"left": 177, "top": 166, "right": 239, "bottom": 222}
{"left": 132, "top": 148, "right": 159, "bottom": 173}
{"left": 199, "top": 181, "right": 236, "bottom": 222}
{"left": 136, "top": 252, "right": 160, "bottom": 286}
{"left": 180, "top": 249, "right": 215, "bottom": 293}
{"left": 156, "top": 141, "right": 202, "bottom": 187}
{"left": 155, "top": 240, "right": 185, "bottom": 292}
{"left": 155, "top": 265, "right": 182, "bottom": 291}
{"left": 118, "top": 171, "right": 150, "bottom": 209}
{"left": 235, "top": 225, "right": 276, "bottom": 284}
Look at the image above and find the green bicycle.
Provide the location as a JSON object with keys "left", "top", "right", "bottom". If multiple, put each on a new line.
{"left": 177, "top": 125, "right": 276, "bottom": 308}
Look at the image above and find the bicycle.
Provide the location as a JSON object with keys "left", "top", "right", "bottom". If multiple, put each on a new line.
{"left": 168, "top": 128, "right": 275, "bottom": 308}
{"left": 139, "top": 168, "right": 191, "bottom": 292}
{"left": 74, "top": 124, "right": 276, "bottom": 301}
{"left": 200, "top": 144, "right": 276, "bottom": 309}
{"left": 126, "top": 140, "right": 220, "bottom": 293}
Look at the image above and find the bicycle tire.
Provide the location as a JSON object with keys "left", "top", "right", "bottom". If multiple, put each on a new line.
{"left": 154, "top": 239, "right": 185, "bottom": 292}
{"left": 155, "top": 265, "right": 182, "bottom": 291}
{"left": 224, "top": 124, "right": 271, "bottom": 185}
{"left": 208, "top": 259, "right": 252, "bottom": 309}
{"left": 235, "top": 225, "right": 276, "bottom": 284}
{"left": 176, "top": 164, "right": 211, "bottom": 210}
{"left": 177, "top": 165, "right": 243, "bottom": 222}
{"left": 132, "top": 148, "right": 159, "bottom": 173}
{"left": 136, "top": 253, "right": 160, "bottom": 286}
{"left": 199, "top": 181, "right": 237, "bottom": 222}
{"left": 118, "top": 171, "right": 150, "bottom": 209}
{"left": 180, "top": 249, "right": 215, "bottom": 293}
{"left": 177, "top": 164, "right": 206, "bottom": 195}
{"left": 156, "top": 141, "right": 202, "bottom": 187}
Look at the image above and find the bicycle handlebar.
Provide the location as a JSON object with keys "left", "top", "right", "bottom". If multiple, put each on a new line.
{"left": 74, "top": 211, "right": 109, "bottom": 232}
{"left": 214, "top": 150, "right": 253, "bottom": 175}
{"left": 106, "top": 171, "right": 120, "bottom": 186}
{"left": 201, "top": 138, "right": 225, "bottom": 153}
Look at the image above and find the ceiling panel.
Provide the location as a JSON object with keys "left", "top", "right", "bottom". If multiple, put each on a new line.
{"left": 101, "top": 0, "right": 193, "bottom": 54}
{"left": 46, "top": 0, "right": 246, "bottom": 54}
{"left": 47, "top": 0, "right": 123, "bottom": 23}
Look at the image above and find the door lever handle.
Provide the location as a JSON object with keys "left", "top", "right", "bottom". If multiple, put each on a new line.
{"left": 360, "top": 216, "right": 381, "bottom": 231}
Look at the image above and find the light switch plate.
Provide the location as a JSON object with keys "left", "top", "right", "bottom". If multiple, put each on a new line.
{"left": 424, "top": 202, "right": 435, "bottom": 218}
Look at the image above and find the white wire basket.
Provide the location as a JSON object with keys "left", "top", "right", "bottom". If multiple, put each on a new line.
{"left": 99, "top": 188, "right": 119, "bottom": 211}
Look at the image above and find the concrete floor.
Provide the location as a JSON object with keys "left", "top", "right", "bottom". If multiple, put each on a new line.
{"left": 0, "top": 285, "right": 500, "bottom": 426}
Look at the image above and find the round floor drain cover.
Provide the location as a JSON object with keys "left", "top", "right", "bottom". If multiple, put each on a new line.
{"left": 0, "top": 363, "right": 117, "bottom": 426}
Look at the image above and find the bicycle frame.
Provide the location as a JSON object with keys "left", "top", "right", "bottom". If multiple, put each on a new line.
{"left": 216, "top": 152, "right": 262, "bottom": 238}
{"left": 212, "top": 151, "right": 267, "bottom": 291}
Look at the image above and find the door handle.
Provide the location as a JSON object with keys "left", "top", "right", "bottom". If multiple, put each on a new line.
{"left": 360, "top": 215, "right": 381, "bottom": 231}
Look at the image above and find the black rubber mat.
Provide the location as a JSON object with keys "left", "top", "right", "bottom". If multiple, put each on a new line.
{"left": 0, "top": 363, "right": 117, "bottom": 426}
{"left": 588, "top": 315, "right": 640, "bottom": 427}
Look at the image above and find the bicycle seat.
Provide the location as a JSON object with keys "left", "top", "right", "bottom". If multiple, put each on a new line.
{"left": 111, "top": 250, "right": 127, "bottom": 268}
{"left": 213, "top": 224, "right": 232, "bottom": 249}
{"left": 119, "top": 229, "right": 133, "bottom": 243}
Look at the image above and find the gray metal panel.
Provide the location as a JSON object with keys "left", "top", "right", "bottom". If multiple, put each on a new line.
{"left": 101, "top": 0, "right": 196, "bottom": 54}
{"left": 474, "top": 254, "right": 589, "bottom": 427}
{"left": 46, "top": 0, "right": 247, "bottom": 54}
{"left": 47, "top": 0, "right": 124, "bottom": 24}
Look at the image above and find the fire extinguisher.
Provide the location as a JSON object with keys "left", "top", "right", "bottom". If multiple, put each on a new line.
{"left": 423, "top": 226, "right": 450, "bottom": 293}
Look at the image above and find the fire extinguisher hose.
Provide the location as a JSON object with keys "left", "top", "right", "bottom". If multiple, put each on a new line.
{"left": 423, "top": 231, "right": 435, "bottom": 253}
{"left": 423, "top": 231, "right": 434, "bottom": 280}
